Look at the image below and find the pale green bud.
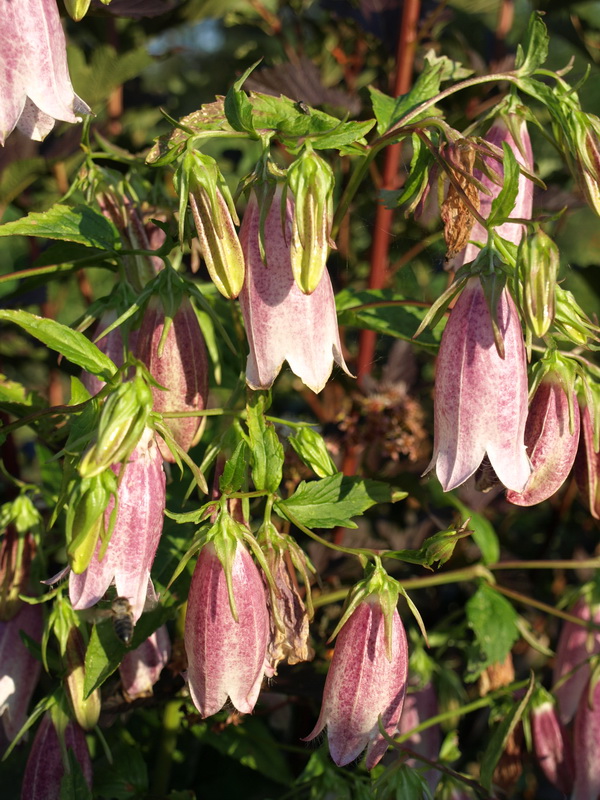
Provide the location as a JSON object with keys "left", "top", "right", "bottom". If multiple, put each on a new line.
{"left": 286, "top": 149, "right": 334, "bottom": 294}
{"left": 65, "top": 627, "right": 101, "bottom": 730}
{"left": 63, "top": 0, "right": 92, "bottom": 21}
{"left": 66, "top": 470, "right": 118, "bottom": 574}
{"left": 517, "top": 229, "right": 558, "bottom": 337}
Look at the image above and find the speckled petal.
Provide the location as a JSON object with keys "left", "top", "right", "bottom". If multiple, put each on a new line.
{"left": 120, "top": 626, "right": 171, "bottom": 699}
{"left": 0, "top": 603, "right": 43, "bottom": 740}
{"left": 239, "top": 189, "right": 351, "bottom": 394}
{"left": 184, "top": 542, "right": 269, "bottom": 717}
{"left": 429, "top": 278, "right": 530, "bottom": 492}
{"left": 572, "top": 677, "right": 600, "bottom": 800}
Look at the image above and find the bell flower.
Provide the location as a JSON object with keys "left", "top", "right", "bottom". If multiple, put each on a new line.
{"left": 574, "top": 397, "right": 600, "bottom": 519}
{"left": 69, "top": 427, "right": 166, "bottom": 622}
{"left": 553, "top": 596, "right": 600, "bottom": 724}
{"left": 0, "top": 0, "right": 90, "bottom": 145}
{"left": 398, "top": 682, "right": 441, "bottom": 793}
{"left": 20, "top": 713, "right": 92, "bottom": 800}
{"left": 530, "top": 689, "right": 574, "bottom": 795}
{"left": 120, "top": 625, "right": 171, "bottom": 700}
{"left": 0, "top": 602, "right": 43, "bottom": 740}
{"left": 453, "top": 116, "right": 533, "bottom": 268}
{"left": 428, "top": 277, "right": 530, "bottom": 493}
{"left": 184, "top": 537, "right": 269, "bottom": 717}
{"left": 304, "top": 597, "right": 408, "bottom": 769}
{"left": 506, "top": 375, "right": 580, "bottom": 506}
{"left": 572, "top": 675, "right": 600, "bottom": 800}
{"left": 239, "top": 187, "right": 351, "bottom": 393}
{"left": 135, "top": 296, "right": 209, "bottom": 462}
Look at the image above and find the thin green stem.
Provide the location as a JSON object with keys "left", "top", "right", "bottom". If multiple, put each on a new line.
{"left": 494, "top": 584, "right": 600, "bottom": 630}
{"left": 152, "top": 699, "right": 182, "bottom": 796}
{"left": 276, "top": 504, "right": 374, "bottom": 560}
{"left": 490, "top": 558, "right": 600, "bottom": 571}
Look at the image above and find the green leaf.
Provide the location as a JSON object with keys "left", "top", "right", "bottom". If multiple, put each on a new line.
{"left": 83, "top": 604, "right": 171, "bottom": 697}
{"left": 336, "top": 288, "right": 445, "bottom": 349}
{"left": 466, "top": 584, "right": 519, "bottom": 675}
{"left": 146, "top": 99, "right": 232, "bottom": 165}
{"left": 382, "top": 134, "right": 434, "bottom": 215}
{"left": 444, "top": 495, "right": 499, "bottom": 564}
{"left": 276, "top": 474, "right": 396, "bottom": 529}
{"left": 219, "top": 439, "right": 250, "bottom": 494}
{"left": 288, "top": 427, "right": 337, "bottom": 478}
{"left": 224, "top": 61, "right": 259, "bottom": 136}
{"left": 0, "top": 310, "right": 117, "bottom": 380}
{"left": 92, "top": 742, "right": 149, "bottom": 799}
{"left": 486, "top": 143, "right": 520, "bottom": 229}
{"left": 479, "top": 675, "right": 535, "bottom": 790}
{"left": 246, "top": 393, "right": 284, "bottom": 493}
{"left": 60, "top": 751, "right": 93, "bottom": 800}
{"left": 0, "top": 204, "right": 120, "bottom": 250}
{"left": 515, "top": 12, "right": 549, "bottom": 76}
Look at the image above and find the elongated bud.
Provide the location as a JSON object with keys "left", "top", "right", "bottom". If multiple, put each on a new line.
{"left": 553, "top": 596, "right": 600, "bottom": 723}
{"left": 574, "top": 392, "right": 600, "bottom": 519}
{"left": 120, "top": 626, "right": 171, "bottom": 700}
{"left": 21, "top": 713, "right": 92, "bottom": 800}
{"left": 571, "top": 111, "right": 600, "bottom": 217}
{"left": 530, "top": 689, "right": 574, "bottom": 794}
{"left": 0, "top": 523, "right": 35, "bottom": 621}
{"left": 64, "top": 627, "right": 101, "bottom": 731}
{"left": 79, "top": 376, "right": 153, "bottom": 478}
{"left": 572, "top": 674, "right": 600, "bottom": 799}
{"left": 178, "top": 150, "right": 244, "bottom": 298}
{"left": 516, "top": 229, "right": 558, "bottom": 337}
{"left": 64, "top": 0, "right": 92, "bottom": 21}
{"left": 506, "top": 373, "right": 579, "bottom": 506}
{"left": 135, "top": 295, "right": 209, "bottom": 461}
{"left": 66, "top": 469, "right": 118, "bottom": 574}
{"left": 286, "top": 148, "right": 334, "bottom": 294}
{"left": 554, "top": 286, "right": 600, "bottom": 348}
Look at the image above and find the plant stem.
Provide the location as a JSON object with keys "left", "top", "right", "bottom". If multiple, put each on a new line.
{"left": 152, "top": 699, "right": 181, "bottom": 797}
{"left": 494, "top": 583, "right": 600, "bottom": 629}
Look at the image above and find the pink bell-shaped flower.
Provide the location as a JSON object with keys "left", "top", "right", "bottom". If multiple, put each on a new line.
{"left": 572, "top": 674, "right": 600, "bottom": 800}
{"left": 120, "top": 625, "right": 171, "bottom": 700}
{"left": 184, "top": 536, "right": 269, "bottom": 717}
{"left": 20, "top": 713, "right": 92, "bottom": 800}
{"left": 239, "top": 187, "right": 351, "bottom": 393}
{"left": 0, "top": 0, "right": 90, "bottom": 145}
{"left": 428, "top": 277, "right": 530, "bottom": 493}
{"left": 0, "top": 602, "right": 43, "bottom": 740}
{"left": 530, "top": 691, "right": 574, "bottom": 795}
{"left": 69, "top": 427, "right": 166, "bottom": 621}
{"left": 553, "top": 596, "right": 600, "bottom": 724}
{"left": 574, "top": 398, "right": 600, "bottom": 519}
{"left": 304, "top": 596, "right": 408, "bottom": 769}
{"left": 506, "top": 375, "right": 580, "bottom": 506}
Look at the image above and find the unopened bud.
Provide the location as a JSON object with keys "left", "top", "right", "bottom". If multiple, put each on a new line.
{"left": 553, "top": 286, "right": 600, "bottom": 348}
{"left": 517, "top": 229, "right": 558, "bottom": 337}
{"left": 64, "top": 0, "right": 92, "bottom": 20}
{"left": 179, "top": 150, "right": 244, "bottom": 298}
{"left": 573, "top": 112, "right": 600, "bottom": 217}
{"left": 66, "top": 470, "right": 118, "bottom": 574}
{"left": 64, "top": 627, "right": 101, "bottom": 730}
{"left": 0, "top": 526, "right": 34, "bottom": 621}
{"left": 286, "top": 148, "right": 334, "bottom": 294}
{"left": 79, "top": 376, "right": 153, "bottom": 477}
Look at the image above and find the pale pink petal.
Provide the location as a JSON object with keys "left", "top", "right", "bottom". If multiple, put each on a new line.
{"left": 120, "top": 626, "right": 171, "bottom": 699}
{"left": 0, "top": 603, "right": 43, "bottom": 740}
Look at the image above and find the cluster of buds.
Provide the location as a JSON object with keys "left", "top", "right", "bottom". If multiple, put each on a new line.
{"left": 0, "top": 0, "right": 90, "bottom": 145}
{"left": 304, "top": 562, "right": 408, "bottom": 768}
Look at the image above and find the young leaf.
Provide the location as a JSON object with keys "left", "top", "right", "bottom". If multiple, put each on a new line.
{"left": 219, "top": 439, "right": 250, "bottom": 494}
{"left": 486, "top": 143, "right": 520, "bottom": 229}
{"left": 224, "top": 61, "right": 259, "bottom": 136}
{"left": 466, "top": 583, "right": 519, "bottom": 674}
{"left": 0, "top": 205, "right": 120, "bottom": 250}
{"left": 246, "top": 394, "right": 284, "bottom": 493}
{"left": 288, "top": 427, "right": 337, "bottom": 478}
{"left": 0, "top": 310, "right": 117, "bottom": 380}
{"left": 275, "top": 474, "right": 397, "bottom": 529}
{"left": 515, "top": 12, "right": 549, "bottom": 76}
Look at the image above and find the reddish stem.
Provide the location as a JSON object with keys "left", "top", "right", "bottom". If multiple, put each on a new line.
{"left": 356, "top": 0, "right": 421, "bottom": 384}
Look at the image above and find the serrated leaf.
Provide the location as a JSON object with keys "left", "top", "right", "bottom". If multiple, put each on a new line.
{"left": 246, "top": 394, "right": 283, "bottom": 493}
{"left": 224, "top": 61, "right": 259, "bottom": 135}
{"left": 466, "top": 584, "right": 519, "bottom": 671}
{"left": 479, "top": 675, "right": 535, "bottom": 790}
{"left": 0, "top": 310, "right": 117, "bottom": 380}
{"left": 515, "top": 12, "right": 549, "bottom": 76}
{"left": 336, "top": 288, "right": 445, "bottom": 349}
{"left": 146, "top": 99, "right": 232, "bottom": 164}
{"left": 83, "top": 604, "right": 171, "bottom": 697}
{"left": 276, "top": 474, "right": 395, "bottom": 529}
{"left": 0, "top": 205, "right": 120, "bottom": 250}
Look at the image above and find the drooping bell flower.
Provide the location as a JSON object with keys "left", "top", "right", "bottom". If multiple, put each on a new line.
{"left": 452, "top": 115, "right": 533, "bottom": 268}
{"left": 0, "top": 0, "right": 90, "bottom": 145}
{"left": 572, "top": 674, "right": 600, "bottom": 800}
{"left": 20, "top": 713, "right": 92, "bottom": 800}
{"left": 70, "top": 427, "right": 166, "bottom": 621}
{"left": 530, "top": 688, "right": 575, "bottom": 795}
{"left": 184, "top": 515, "right": 269, "bottom": 717}
{"left": 119, "top": 625, "right": 171, "bottom": 700}
{"left": 574, "top": 394, "right": 600, "bottom": 519}
{"left": 0, "top": 602, "right": 43, "bottom": 740}
{"left": 239, "top": 186, "right": 351, "bottom": 393}
{"left": 135, "top": 296, "right": 209, "bottom": 462}
{"left": 506, "top": 372, "right": 580, "bottom": 506}
{"left": 304, "top": 571, "right": 408, "bottom": 769}
{"left": 398, "top": 682, "right": 441, "bottom": 793}
{"left": 553, "top": 596, "right": 600, "bottom": 724}
{"left": 427, "top": 277, "right": 530, "bottom": 493}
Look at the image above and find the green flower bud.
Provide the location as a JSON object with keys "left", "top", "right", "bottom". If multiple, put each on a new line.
{"left": 66, "top": 470, "right": 118, "bottom": 574}
{"left": 517, "top": 228, "right": 558, "bottom": 337}
{"left": 573, "top": 112, "right": 600, "bottom": 217}
{"left": 554, "top": 286, "right": 600, "bottom": 348}
{"left": 177, "top": 150, "right": 244, "bottom": 299}
{"left": 286, "top": 148, "right": 335, "bottom": 294}
{"left": 63, "top": 0, "right": 92, "bottom": 21}
{"left": 64, "top": 627, "right": 101, "bottom": 731}
{"left": 79, "top": 377, "right": 153, "bottom": 478}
